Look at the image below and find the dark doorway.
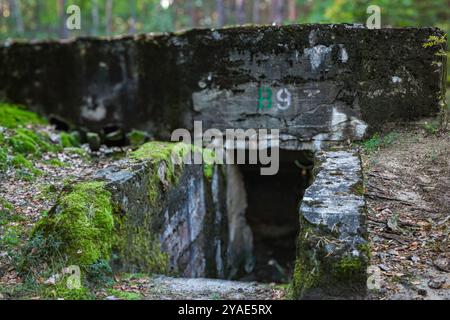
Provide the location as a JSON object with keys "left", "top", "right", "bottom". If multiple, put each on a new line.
{"left": 239, "top": 150, "right": 313, "bottom": 283}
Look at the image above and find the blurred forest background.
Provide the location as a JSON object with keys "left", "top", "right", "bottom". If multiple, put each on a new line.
{"left": 0, "top": 0, "right": 448, "bottom": 39}
{"left": 0, "top": 0, "right": 448, "bottom": 86}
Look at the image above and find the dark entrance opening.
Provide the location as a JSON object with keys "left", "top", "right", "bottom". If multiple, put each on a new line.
{"left": 239, "top": 150, "right": 314, "bottom": 283}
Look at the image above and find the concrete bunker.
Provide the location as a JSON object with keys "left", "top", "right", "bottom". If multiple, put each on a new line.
{"left": 1, "top": 24, "right": 445, "bottom": 299}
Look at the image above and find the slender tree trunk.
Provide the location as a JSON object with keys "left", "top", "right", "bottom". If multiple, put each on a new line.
{"left": 9, "top": 0, "right": 24, "bottom": 34}
{"left": 252, "top": 0, "right": 260, "bottom": 24}
{"left": 34, "top": 0, "right": 41, "bottom": 36}
{"left": 235, "top": 0, "right": 245, "bottom": 25}
{"left": 58, "top": 0, "right": 68, "bottom": 38}
{"left": 187, "top": 1, "right": 199, "bottom": 28}
{"left": 91, "top": 0, "right": 99, "bottom": 35}
{"left": 105, "top": 0, "right": 113, "bottom": 35}
{"left": 216, "top": 0, "right": 225, "bottom": 27}
{"left": 288, "top": 0, "right": 297, "bottom": 22}
{"left": 271, "top": 0, "right": 284, "bottom": 25}
{"left": 129, "top": 0, "right": 137, "bottom": 33}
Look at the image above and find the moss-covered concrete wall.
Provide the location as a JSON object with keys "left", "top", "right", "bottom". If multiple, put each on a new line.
{"left": 0, "top": 25, "right": 446, "bottom": 147}
{"left": 31, "top": 142, "right": 231, "bottom": 279}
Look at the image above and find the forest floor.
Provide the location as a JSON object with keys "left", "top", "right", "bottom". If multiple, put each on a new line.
{"left": 361, "top": 119, "right": 450, "bottom": 300}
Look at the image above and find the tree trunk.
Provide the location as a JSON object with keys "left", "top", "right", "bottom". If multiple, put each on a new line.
{"left": 129, "top": 0, "right": 137, "bottom": 33}
{"left": 235, "top": 0, "right": 245, "bottom": 25}
{"left": 58, "top": 0, "right": 68, "bottom": 38}
{"left": 288, "top": 0, "right": 297, "bottom": 22}
{"left": 271, "top": 0, "right": 284, "bottom": 25}
{"left": 91, "top": 0, "right": 99, "bottom": 35}
{"left": 252, "top": 0, "right": 260, "bottom": 24}
{"left": 9, "top": 0, "right": 24, "bottom": 34}
{"left": 216, "top": 0, "right": 225, "bottom": 27}
{"left": 188, "top": 1, "right": 198, "bottom": 28}
{"left": 105, "top": 0, "right": 113, "bottom": 35}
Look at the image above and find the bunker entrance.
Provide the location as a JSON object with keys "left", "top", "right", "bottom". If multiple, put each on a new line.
{"left": 239, "top": 150, "right": 314, "bottom": 283}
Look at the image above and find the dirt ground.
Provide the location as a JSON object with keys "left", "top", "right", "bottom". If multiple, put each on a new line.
{"left": 361, "top": 120, "right": 450, "bottom": 300}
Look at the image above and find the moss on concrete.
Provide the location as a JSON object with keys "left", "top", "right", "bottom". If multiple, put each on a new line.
{"left": 289, "top": 222, "right": 321, "bottom": 299}
{"left": 31, "top": 182, "right": 115, "bottom": 266}
{"left": 131, "top": 141, "right": 215, "bottom": 180}
{"left": 290, "top": 217, "right": 369, "bottom": 299}
{"left": 112, "top": 211, "right": 169, "bottom": 275}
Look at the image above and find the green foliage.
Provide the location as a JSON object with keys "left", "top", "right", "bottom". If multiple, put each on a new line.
{"left": 44, "top": 158, "right": 67, "bottom": 167}
{"left": 0, "top": 225, "right": 22, "bottom": 250}
{"left": 18, "top": 232, "right": 64, "bottom": 275}
{"left": 361, "top": 132, "right": 399, "bottom": 153}
{"left": 64, "top": 147, "right": 89, "bottom": 159}
{"left": 8, "top": 128, "right": 54, "bottom": 156}
{"left": 423, "top": 121, "right": 440, "bottom": 134}
{"left": 0, "top": 146, "right": 7, "bottom": 172}
{"left": 361, "top": 133, "right": 382, "bottom": 152}
{"left": 127, "top": 130, "right": 147, "bottom": 147}
{"left": 84, "top": 259, "right": 114, "bottom": 287}
{"left": 42, "top": 279, "right": 95, "bottom": 300}
{"left": 0, "top": 104, "right": 46, "bottom": 128}
{"left": 423, "top": 35, "right": 447, "bottom": 48}
{"left": 106, "top": 288, "right": 142, "bottom": 300}
{"left": 0, "top": 196, "right": 14, "bottom": 212}
{"left": 60, "top": 132, "right": 80, "bottom": 148}
{"left": 30, "top": 182, "right": 114, "bottom": 267}
{"left": 10, "top": 154, "right": 42, "bottom": 180}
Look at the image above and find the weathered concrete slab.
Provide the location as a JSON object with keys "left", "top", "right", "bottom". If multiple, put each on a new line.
{"left": 291, "top": 149, "right": 369, "bottom": 299}
{"left": 0, "top": 25, "right": 446, "bottom": 148}
{"left": 144, "top": 276, "right": 278, "bottom": 300}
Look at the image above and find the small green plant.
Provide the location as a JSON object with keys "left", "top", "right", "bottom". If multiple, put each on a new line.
{"left": 106, "top": 288, "right": 142, "bottom": 300}
{"left": 423, "top": 120, "right": 440, "bottom": 135}
{"left": 423, "top": 35, "right": 447, "bottom": 48}
{"left": 361, "top": 132, "right": 398, "bottom": 153}
{"left": 85, "top": 259, "right": 114, "bottom": 287}
{"left": 44, "top": 158, "right": 66, "bottom": 167}
{"left": 361, "top": 133, "right": 382, "bottom": 153}
{"left": 0, "top": 225, "right": 22, "bottom": 250}
{"left": 10, "top": 154, "right": 42, "bottom": 180}
{"left": 0, "top": 196, "right": 14, "bottom": 212}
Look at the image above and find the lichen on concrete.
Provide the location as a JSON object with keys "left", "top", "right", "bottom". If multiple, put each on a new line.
{"left": 290, "top": 149, "right": 369, "bottom": 299}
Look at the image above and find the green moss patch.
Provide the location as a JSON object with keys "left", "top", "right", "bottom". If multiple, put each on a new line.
{"left": 0, "top": 104, "right": 46, "bottom": 129}
{"left": 289, "top": 217, "right": 369, "bottom": 299}
{"left": 126, "top": 130, "right": 147, "bottom": 147}
{"left": 60, "top": 132, "right": 80, "bottom": 148}
{"left": 131, "top": 141, "right": 215, "bottom": 180}
{"left": 31, "top": 182, "right": 115, "bottom": 267}
{"left": 106, "top": 288, "right": 142, "bottom": 300}
{"left": 8, "top": 128, "right": 56, "bottom": 156}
